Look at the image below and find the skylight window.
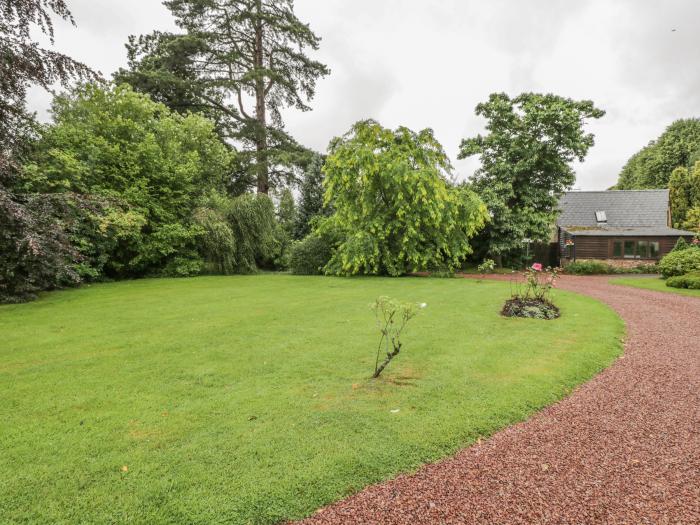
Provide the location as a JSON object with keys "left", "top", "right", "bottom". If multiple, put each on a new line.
{"left": 595, "top": 210, "right": 607, "bottom": 223}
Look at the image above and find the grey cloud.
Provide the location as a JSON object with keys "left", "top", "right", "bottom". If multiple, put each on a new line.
{"left": 24, "top": 0, "right": 700, "bottom": 189}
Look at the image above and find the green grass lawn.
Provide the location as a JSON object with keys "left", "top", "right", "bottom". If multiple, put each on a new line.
{"left": 611, "top": 276, "right": 700, "bottom": 297}
{"left": 0, "top": 275, "right": 623, "bottom": 524}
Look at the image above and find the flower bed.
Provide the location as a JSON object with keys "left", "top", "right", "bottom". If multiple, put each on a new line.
{"left": 502, "top": 263, "right": 561, "bottom": 320}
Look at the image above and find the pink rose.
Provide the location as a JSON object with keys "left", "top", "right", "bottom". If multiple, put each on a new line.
{"left": 532, "top": 263, "right": 543, "bottom": 271}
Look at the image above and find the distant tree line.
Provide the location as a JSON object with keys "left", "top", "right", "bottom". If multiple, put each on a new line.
{"left": 1, "top": 0, "right": 608, "bottom": 302}
{"left": 614, "top": 118, "right": 700, "bottom": 232}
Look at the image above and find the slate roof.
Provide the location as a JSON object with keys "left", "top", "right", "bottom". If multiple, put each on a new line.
{"left": 563, "top": 227, "right": 696, "bottom": 237}
{"left": 557, "top": 190, "right": 695, "bottom": 237}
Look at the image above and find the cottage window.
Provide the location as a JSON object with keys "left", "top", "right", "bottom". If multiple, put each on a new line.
{"left": 637, "top": 240, "right": 649, "bottom": 258}
{"left": 650, "top": 242, "right": 660, "bottom": 258}
{"left": 612, "top": 241, "right": 623, "bottom": 257}
{"left": 611, "top": 239, "right": 661, "bottom": 259}
{"left": 595, "top": 210, "right": 607, "bottom": 223}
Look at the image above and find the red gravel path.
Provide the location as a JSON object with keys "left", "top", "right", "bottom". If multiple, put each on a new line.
{"left": 299, "top": 276, "right": 700, "bottom": 524}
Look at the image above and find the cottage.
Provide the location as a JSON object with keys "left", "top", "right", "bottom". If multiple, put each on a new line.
{"left": 557, "top": 190, "right": 695, "bottom": 268}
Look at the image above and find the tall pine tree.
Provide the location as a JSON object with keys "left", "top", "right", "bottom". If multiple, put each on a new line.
{"left": 116, "top": 0, "right": 329, "bottom": 194}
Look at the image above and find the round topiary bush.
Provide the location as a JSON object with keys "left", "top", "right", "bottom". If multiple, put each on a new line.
{"left": 658, "top": 246, "right": 700, "bottom": 278}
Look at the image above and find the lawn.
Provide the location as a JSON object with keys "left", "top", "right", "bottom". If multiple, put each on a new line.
{"left": 611, "top": 276, "right": 700, "bottom": 297}
{"left": 0, "top": 275, "right": 623, "bottom": 524}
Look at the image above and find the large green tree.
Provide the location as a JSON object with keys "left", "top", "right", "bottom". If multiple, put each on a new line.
{"left": 615, "top": 119, "right": 700, "bottom": 190}
{"left": 24, "top": 83, "right": 235, "bottom": 277}
{"left": 115, "top": 0, "right": 329, "bottom": 194}
{"left": 321, "top": 120, "right": 488, "bottom": 276}
{"left": 669, "top": 161, "right": 700, "bottom": 231}
{"left": 458, "top": 93, "right": 605, "bottom": 263}
{"left": 193, "top": 190, "right": 278, "bottom": 274}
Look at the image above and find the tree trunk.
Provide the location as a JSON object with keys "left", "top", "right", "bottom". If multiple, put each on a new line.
{"left": 255, "top": 127, "right": 268, "bottom": 194}
{"left": 372, "top": 343, "right": 401, "bottom": 378}
{"left": 254, "top": 0, "right": 269, "bottom": 194}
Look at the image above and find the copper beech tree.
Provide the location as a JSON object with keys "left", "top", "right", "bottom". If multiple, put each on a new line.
{"left": 0, "top": 0, "right": 97, "bottom": 302}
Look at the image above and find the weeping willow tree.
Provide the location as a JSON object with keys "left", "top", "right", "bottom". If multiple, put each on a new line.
{"left": 194, "top": 192, "right": 278, "bottom": 273}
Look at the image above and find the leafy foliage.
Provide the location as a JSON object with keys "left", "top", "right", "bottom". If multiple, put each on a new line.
{"left": 564, "top": 260, "right": 659, "bottom": 275}
{"left": 458, "top": 93, "right": 604, "bottom": 263}
{"left": 24, "top": 83, "right": 235, "bottom": 278}
{"left": 268, "top": 188, "right": 297, "bottom": 269}
{"left": 0, "top": 0, "right": 100, "bottom": 302}
{"left": 371, "top": 296, "right": 422, "bottom": 378}
{"left": 0, "top": 192, "right": 77, "bottom": 302}
{"left": 288, "top": 224, "right": 340, "bottom": 275}
{"left": 683, "top": 207, "right": 700, "bottom": 232}
{"left": 194, "top": 191, "right": 278, "bottom": 274}
{"left": 294, "top": 153, "right": 328, "bottom": 239}
{"left": 666, "top": 271, "right": 700, "bottom": 290}
{"left": 564, "top": 260, "right": 620, "bottom": 275}
{"left": 672, "top": 236, "right": 690, "bottom": 252}
{"left": 477, "top": 258, "right": 496, "bottom": 274}
{"left": 226, "top": 193, "right": 278, "bottom": 272}
{"left": 192, "top": 193, "right": 237, "bottom": 274}
{"left": 658, "top": 246, "right": 700, "bottom": 278}
{"left": 116, "top": 0, "right": 329, "bottom": 193}
{"left": 276, "top": 188, "right": 296, "bottom": 237}
{"left": 321, "top": 120, "right": 488, "bottom": 276}
{"left": 616, "top": 119, "right": 700, "bottom": 189}
{"left": 521, "top": 264, "right": 559, "bottom": 302}
{"left": 668, "top": 161, "right": 700, "bottom": 231}
{"left": 0, "top": 0, "right": 96, "bottom": 170}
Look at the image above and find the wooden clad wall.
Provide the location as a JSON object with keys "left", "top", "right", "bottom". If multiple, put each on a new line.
{"left": 573, "top": 235, "right": 691, "bottom": 260}
{"left": 574, "top": 237, "right": 610, "bottom": 259}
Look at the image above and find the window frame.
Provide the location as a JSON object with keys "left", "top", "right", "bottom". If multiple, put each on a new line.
{"left": 608, "top": 238, "right": 662, "bottom": 260}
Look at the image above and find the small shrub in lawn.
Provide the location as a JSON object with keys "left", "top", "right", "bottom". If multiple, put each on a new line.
{"left": 658, "top": 246, "right": 700, "bottom": 278}
{"left": 477, "top": 258, "right": 496, "bottom": 274}
{"left": 666, "top": 271, "right": 700, "bottom": 289}
{"left": 502, "top": 263, "right": 561, "bottom": 320}
{"left": 371, "top": 296, "right": 424, "bottom": 378}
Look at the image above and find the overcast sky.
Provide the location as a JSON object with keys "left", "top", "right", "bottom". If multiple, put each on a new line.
{"left": 27, "top": 0, "right": 700, "bottom": 190}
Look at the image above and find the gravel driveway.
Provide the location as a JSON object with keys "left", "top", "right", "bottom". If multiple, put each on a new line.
{"left": 299, "top": 276, "right": 700, "bottom": 524}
